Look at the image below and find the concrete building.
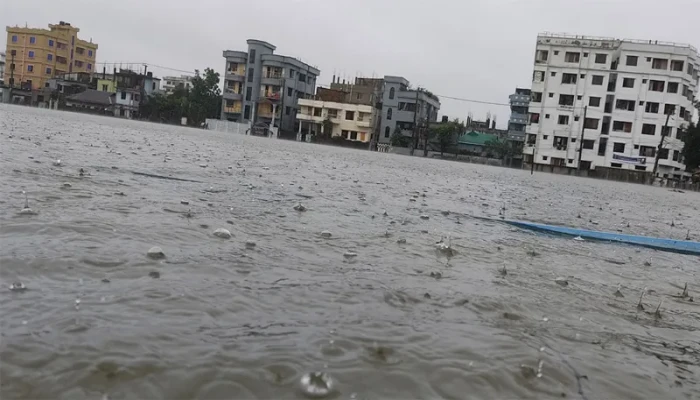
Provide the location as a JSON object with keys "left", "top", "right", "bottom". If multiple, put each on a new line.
{"left": 5, "top": 21, "right": 97, "bottom": 90}
{"left": 221, "top": 39, "right": 320, "bottom": 134}
{"left": 330, "top": 75, "right": 440, "bottom": 147}
{"left": 0, "top": 52, "right": 5, "bottom": 102}
{"left": 524, "top": 33, "right": 699, "bottom": 180}
{"left": 296, "top": 87, "right": 377, "bottom": 143}
{"left": 508, "top": 88, "right": 530, "bottom": 141}
{"left": 161, "top": 75, "right": 192, "bottom": 95}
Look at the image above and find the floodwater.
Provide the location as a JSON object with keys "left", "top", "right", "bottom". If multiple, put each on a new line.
{"left": 1, "top": 104, "right": 698, "bottom": 400}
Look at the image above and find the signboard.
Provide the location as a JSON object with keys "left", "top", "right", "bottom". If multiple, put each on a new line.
{"left": 612, "top": 153, "right": 646, "bottom": 165}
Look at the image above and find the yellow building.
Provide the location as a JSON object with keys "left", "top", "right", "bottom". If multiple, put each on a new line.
{"left": 5, "top": 21, "right": 98, "bottom": 90}
{"left": 96, "top": 78, "right": 116, "bottom": 93}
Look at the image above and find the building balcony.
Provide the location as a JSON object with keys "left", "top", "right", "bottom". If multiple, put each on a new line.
{"left": 509, "top": 112, "right": 528, "bottom": 123}
{"left": 259, "top": 91, "right": 281, "bottom": 102}
{"left": 224, "top": 105, "right": 242, "bottom": 114}
{"left": 223, "top": 90, "right": 242, "bottom": 100}
{"left": 258, "top": 109, "right": 282, "bottom": 119}
{"left": 296, "top": 112, "right": 324, "bottom": 122}
{"left": 523, "top": 145, "right": 536, "bottom": 155}
{"left": 260, "top": 76, "right": 283, "bottom": 87}
{"left": 509, "top": 94, "right": 530, "bottom": 104}
{"left": 225, "top": 71, "right": 245, "bottom": 81}
{"left": 356, "top": 119, "right": 372, "bottom": 128}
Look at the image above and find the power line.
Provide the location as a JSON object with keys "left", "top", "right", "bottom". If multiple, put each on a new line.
{"left": 94, "top": 61, "right": 195, "bottom": 75}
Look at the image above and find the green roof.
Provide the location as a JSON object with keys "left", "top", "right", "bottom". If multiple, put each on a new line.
{"left": 457, "top": 130, "right": 499, "bottom": 146}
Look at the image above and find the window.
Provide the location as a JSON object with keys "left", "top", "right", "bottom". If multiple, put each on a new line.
{"left": 249, "top": 49, "right": 256, "bottom": 63}
{"left": 610, "top": 163, "right": 622, "bottom": 168}
{"left": 558, "top": 115, "right": 569, "bottom": 125}
{"left": 577, "top": 95, "right": 582, "bottom": 100}
{"left": 27, "top": 65, "right": 34, "bottom": 72}
{"left": 102, "top": 84, "right": 108, "bottom": 91}
{"left": 554, "top": 51, "right": 559, "bottom": 55}
{"left": 549, "top": 93, "right": 554, "bottom": 98}
{"left": 595, "top": 54, "right": 607, "bottom": 64}
{"left": 641, "top": 124, "right": 656, "bottom": 135}
{"left": 592, "top": 75, "right": 604, "bottom": 85}
{"left": 313, "top": 107, "right": 322, "bottom": 117}
{"left": 645, "top": 102, "right": 659, "bottom": 114}
{"left": 531, "top": 92, "right": 542, "bottom": 102}
{"left": 245, "top": 87, "right": 252, "bottom": 101}
{"left": 356, "top": 93, "right": 362, "bottom": 100}
{"left": 384, "top": 126, "right": 390, "bottom": 137}
{"left": 542, "top": 156, "right": 548, "bottom": 161}
{"left": 350, "top": 131, "right": 358, "bottom": 140}
{"left": 589, "top": 97, "right": 601, "bottom": 107}
{"left": 386, "top": 108, "right": 392, "bottom": 120}
{"left": 545, "top": 114, "right": 550, "bottom": 119}
{"left": 44, "top": 67, "right": 51, "bottom": 75}
{"left": 298, "top": 73, "right": 306, "bottom": 82}
{"left": 28, "top": 51, "right": 35, "bottom": 58}
{"left": 613, "top": 142, "right": 625, "bottom": 153}
{"left": 244, "top": 105, "right": 251, "bottom": 119}
{"left": 574, "top": 116, "right": 580, "bottom": 121}
{"left": 667, "top": 82, "right": 679, "bottom": 93}
{"left": 532, "top": 71, "right": 544, "bottom": 82}
{"left": 121, "top": 92, "right": 127, "bottom": 100}
{"left": 559, "top": 94, "right": 574, "bottom": 106}
{"left": 345, "top": 111, "right": 355, "bottom": 120}
{"left": 550, "top": 71, "right": 557, "bottom": 77}
{"left": 247, "top": 68, "right": 254, "bottom": 82}
{"left": 47, "top": 54, "right": 53, "bottom": 61}
{"left": 639, "top": 146, "right": 656, "bottom": 157}
{"left": 389, "top": 87, "right": 395, "bottom": 99}
{"left": 612, "top": 121, "right": 633, "bottom": 132}
{"left": 622, "top": 78, "right": 634, "bottom": 88}
{"left": 88, "top": 50, "right": 93, "bottom": 57}
{"left": 583, "top": 53, "right": 589, "bottom": 57}
{"left": 76, "top": 47, "right": 84, "bottom": 55}
{"left": 651, "top": 58, "right": 668, "bottom": 70}
{"left": 561, "top": 73, "right": 577, "bottom": 84}
{"left": 584, "top": 118, "right": 599, "bottom": 130}
{"left": 580, "top": 74, "right": 586, "bottom": 78}
{"left": 615, "top": 99, "right": 635, "bottom": 111}
{"left": 286, "top": 87, "right": 292, "bottom": 97}
{"left": 12, "top": 35, "right": 18, "bottom": 43}
{"left": 327, "top": 109, "right": 338, "bottom": 118}
{"left": 598, "top": 137, "right": 608, "bottom": 156}
{"left": 664, "top": 104, "right": 676, "bottom": 115}
{"left": 285, "top": 106, "right": 291, "bottom": 116}
{"left": 565, "top": 52, "right": 580, "bottom": 63}
{"left": 543, "top": 135, "right": 549, "bottom": 139}
{"left": 661, "top": 126, "right": 673, "bottom": 137}
{"left": 536, "top": 50, "right": 548, "bottom": 62}
{"left": 530, "top": 113, "right": 540, "bottom": 123}
{"left": 87, "top": 63, "right": 92, "bottom": 70}
{"left": 670, "top": 60, "right": 684, "bottom": 71}
{"left": 30, "top": 36, "right": 36, "bottom": 44}
{"left": 649, "top": 80, "right": 665, "bottom": 92}
{"left": 583, "top": 139, "right": 595, "bottom": 149}
{"left": 673, "top": 150, "right": 680, "bottom": 161}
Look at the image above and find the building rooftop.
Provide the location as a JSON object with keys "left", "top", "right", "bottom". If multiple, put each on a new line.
{"left": 537, "top": 32, "right": 697, "bottom": 52}
{"left": 66, "top": 89, "right": 114, "bottom": 106}
{"left": 458, "top": 131, "right": 499, "bottom": 146}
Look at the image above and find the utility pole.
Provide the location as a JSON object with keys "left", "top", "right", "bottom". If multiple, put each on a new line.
{"left": 423, "top": 104, "right": 432, "bottom": 157}
{"left": 9, "top": 50, "right": 16, "bottom": 87}
{"left": 651, "top": 110, "right": 672, "bottom": 184}
{"left": 577, "top": 106, "right": 588, "bottom": 173}
{"left": 410, "top": 89, "right": 419, "bottom": 156}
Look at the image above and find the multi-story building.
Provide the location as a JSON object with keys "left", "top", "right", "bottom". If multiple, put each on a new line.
{"left": 508, "top": 88, "right": 530, "bottom": 141}
{"left": 524, "top": 33, "right": 699, "bottom": 180}
{"left": 330, "top": 75, "right": 441, "bottom": 146}
{"left": 296, "top": 87, "right": 377, "bottom": 143}
{"left": 221, "top": 39, "right": 320, "bottom": 133}
{"left": 161, "top": 75, "right": 192, "bottom": 95}
{"left": 5, "top": 21, "right": 98, "bottom": 90}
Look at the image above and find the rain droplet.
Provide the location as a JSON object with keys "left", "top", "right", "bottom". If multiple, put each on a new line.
{"left": 542, "top": 317, "right": 549, "bottom": 322}
{"left": 300, "top": 372, "right": 334, "bottom": 398}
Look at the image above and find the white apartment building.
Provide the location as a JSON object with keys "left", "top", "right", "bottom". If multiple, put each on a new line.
{"left": 296, "top": 99, "right": 375, "bottom": 143}
{"left": 161, "top": 75, "right": 193, "bottom": 95}
{"left": 524, "top": 33, "right": 699, "bottom": 180}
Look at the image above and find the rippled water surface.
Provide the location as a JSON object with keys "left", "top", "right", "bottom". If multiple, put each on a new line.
{"left": 1, "top": 104, "right": 699, "bottom": 400}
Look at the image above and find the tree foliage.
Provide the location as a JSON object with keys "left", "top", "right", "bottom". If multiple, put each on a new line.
{"left": 140, "top": 68, "right": 221, "bottom": 126}
{"left": 429, "top": 119, "right": 462, "bottom": 156}
{"left": 485, "top": 138, "right": 523, "bottom": 161}
{"left": 390, "top": 126, "right": 411, "bottom": 147}
{"left": 681, "top": 123, "right": 700, "bottom": 171}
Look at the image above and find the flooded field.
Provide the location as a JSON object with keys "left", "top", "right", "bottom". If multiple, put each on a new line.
{"left": 1, "top": 104, "right": 699, "bottom": 400}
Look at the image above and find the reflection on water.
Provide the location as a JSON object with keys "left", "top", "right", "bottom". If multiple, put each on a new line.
{"left": 1, "top": 104, "right": 699, "bottom": 399}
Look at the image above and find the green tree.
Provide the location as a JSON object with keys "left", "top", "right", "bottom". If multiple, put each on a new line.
{"left": 390, "top": 126, "right": 411, "bottom": 147}
{"left": 485, "top": 138, "right": 523, "bottom": 165}
{"left": 187, "top": 68, "right": 221, "bottom": 126}
{"left": 429, "top": 120, "right": 460, "bottom": 156}
{"left": 681, "top": 123, "right": 700, "bottom": 171}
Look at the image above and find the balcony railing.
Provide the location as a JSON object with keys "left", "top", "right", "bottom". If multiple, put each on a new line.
{"left": 260, "top": 91, "right": 281, "bottom": 101}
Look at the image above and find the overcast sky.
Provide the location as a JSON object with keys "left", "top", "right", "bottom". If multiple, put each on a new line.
{"left": 3, "top": 0, "right": 699, "bottom": 128}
